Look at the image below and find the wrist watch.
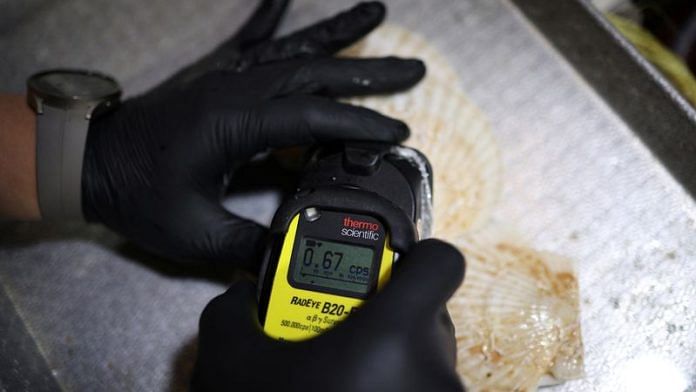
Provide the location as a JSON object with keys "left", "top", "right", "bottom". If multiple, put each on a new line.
{"left": 27, "top": 69, "right": 121, "bottom": 220}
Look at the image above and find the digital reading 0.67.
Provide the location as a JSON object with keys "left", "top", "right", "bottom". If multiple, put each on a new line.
{"left": 292, "top": 236, "right": 375, "bottom": 295}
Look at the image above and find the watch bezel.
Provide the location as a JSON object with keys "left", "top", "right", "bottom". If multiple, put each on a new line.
{"left": 27, "top": 69, "right": 122, "bottom": 114}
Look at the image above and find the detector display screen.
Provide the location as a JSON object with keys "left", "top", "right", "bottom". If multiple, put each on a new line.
{"left": 291, "top": 236, "right": 375, "bottom": 295}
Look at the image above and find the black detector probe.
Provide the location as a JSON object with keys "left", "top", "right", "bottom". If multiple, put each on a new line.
{"left": 258, "top": 143, "right": 433, "bottom": 341}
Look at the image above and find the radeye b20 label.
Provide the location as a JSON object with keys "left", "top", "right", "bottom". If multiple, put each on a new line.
{"left": 262, "top": 210, "right": 394, "bottom": 341}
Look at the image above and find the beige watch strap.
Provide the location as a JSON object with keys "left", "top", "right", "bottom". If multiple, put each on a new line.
{"left": 35, "top": 105, "right": 91, "bottom": 220}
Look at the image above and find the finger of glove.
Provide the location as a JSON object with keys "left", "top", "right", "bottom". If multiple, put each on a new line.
{"left": 242, "top": 1, "right": 385, "bottom": 65}
{"left": 236, "top": 0, "right": 291, "bottom": 49}
{"left": 194, "top": 280, "right": 259, "bottom": 391}
{"left": 245, "top": 95, "right": 409, "bottom": 150}
{"left": 199, "top": 279, "right": 264, "bottom": 348}
{"left": 190, "top": 0, "right": 290, "bottom": 65}
{"left": 212, "top": 213, "right": 268, "bottom": 273}
{"left": 285, "top": 57, "right": 426, "bottom": 97}
{"left": 366, "top": 239, "right": 465, "bottom": 322}
{"left": 157, "top": 0, "right": 291, "bottom": 86}
{"left": 207, "top": 207, "right": 268, "bottom": 271}
{"left": 181, "top": 196, "right": 268, "bottom": 271}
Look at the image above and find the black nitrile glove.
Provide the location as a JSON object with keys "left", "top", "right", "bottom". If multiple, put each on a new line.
{"left": 82, "top": 1, "right": 426, "bottom": 270}
{"left": 192, "top": 239, "right": 466, "bottom": 392}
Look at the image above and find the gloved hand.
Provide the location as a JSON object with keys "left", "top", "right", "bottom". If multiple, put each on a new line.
{"left": 192, "top": 239, "right": 466, "bottom": 392}
{"left": 82, "top": 0, "right": 426, "bottom": 270}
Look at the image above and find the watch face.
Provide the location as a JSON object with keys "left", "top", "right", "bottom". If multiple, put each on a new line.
{"left": 29, "top": 70, "right": 120, "bottom": 100}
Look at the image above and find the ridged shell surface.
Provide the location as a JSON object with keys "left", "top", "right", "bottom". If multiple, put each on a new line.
{"left": 341, "top": 24, "right": 583, "bottom": 390}
{"left": 449, "top": 226, "right": 584, "bottom": 391}
{"left": 341, "top": 24, "right": 502, "bottom": 234}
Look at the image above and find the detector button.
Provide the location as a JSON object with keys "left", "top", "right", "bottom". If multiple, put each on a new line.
{"left": 303, "top": 207, "right": 321, "bottom": 222}
{"left": 344, "top": 146, "right": 380, "bottom": 175}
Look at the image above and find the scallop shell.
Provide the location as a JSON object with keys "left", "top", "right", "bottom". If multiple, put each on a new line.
{"left": 448, "top": 225, "right": 584, "bottom": 391}
{"left": 340, "top": 24, "right": 461, "bottom": 86}
{"left": 341, "top": 25, "right": 502, "bottom": 234}
{"left": 402, "top": 109, "right": 500, "bottom": 238}
{"left": 343, "top": 23, "right": 584, "bottom": 390}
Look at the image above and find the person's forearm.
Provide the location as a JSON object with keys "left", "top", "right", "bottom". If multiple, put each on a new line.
{"left": 0, "top": 93, "right": 40, "bottom": 220}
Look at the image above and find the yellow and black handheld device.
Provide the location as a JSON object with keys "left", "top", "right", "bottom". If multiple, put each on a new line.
{"left": 258, "top": 143, "right": 433, "bottom": 341}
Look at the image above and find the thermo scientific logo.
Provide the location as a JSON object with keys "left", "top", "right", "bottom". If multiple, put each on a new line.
{"left": 341, "top": 216, "right": 380, "bottom": 240}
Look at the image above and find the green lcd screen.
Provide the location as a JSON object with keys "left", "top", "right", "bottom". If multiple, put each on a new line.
{"left": 291, "top": 236, "right": 375, "bottom": 295}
